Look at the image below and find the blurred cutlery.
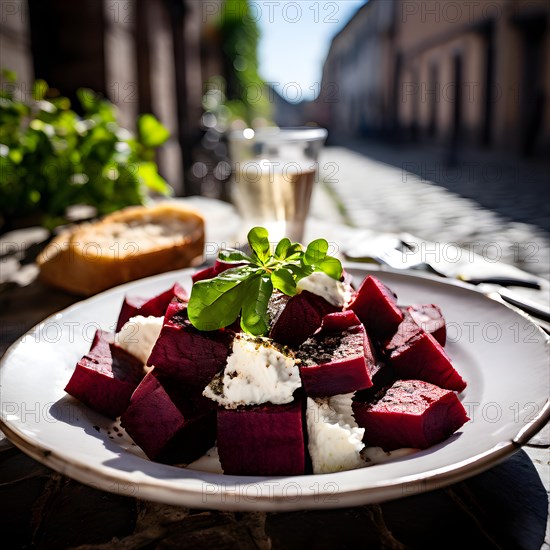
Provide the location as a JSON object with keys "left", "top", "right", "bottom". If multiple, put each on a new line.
{"left": 344, "top": 244, "right": 549, "bottom": 323}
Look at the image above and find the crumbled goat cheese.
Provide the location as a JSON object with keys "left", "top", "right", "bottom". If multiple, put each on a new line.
{"left": 296, "top": 271, "right": 351, "bottom": 307}
{"left": 203, "top": 335, "right": 301, "bottom": 408}
{"left": 306, "top": 394, "right": 366, "bottom": 474}
{"left": 116, "top": 315, "right": 163, "bottom": 364}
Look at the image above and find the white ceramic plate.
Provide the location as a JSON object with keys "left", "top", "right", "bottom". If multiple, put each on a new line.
{"left": 0, "top": 266, "right": 548, "bottom": 511}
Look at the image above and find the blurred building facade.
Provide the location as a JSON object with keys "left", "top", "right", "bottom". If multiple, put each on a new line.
{"left": 0, "top": 0, "right": 226, "bottom": 195}
{"left": 318, "top": 0, "right": 550, "bottom": 157}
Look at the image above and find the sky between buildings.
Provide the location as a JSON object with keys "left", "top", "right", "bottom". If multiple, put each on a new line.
{"left": 257, "top": 0, "right": 367, "bottom": 103}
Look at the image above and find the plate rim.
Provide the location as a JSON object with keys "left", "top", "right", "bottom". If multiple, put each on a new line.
{"left": 0, "top": 417, "right": 524, "bottom": 510}
{"left": 1, "top": 264, "right": 549, "bottom": 510}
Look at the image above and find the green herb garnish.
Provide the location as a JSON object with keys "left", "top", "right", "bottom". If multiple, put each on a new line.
{"left": 188, "top": 227, "right": 343, "bottom": 335}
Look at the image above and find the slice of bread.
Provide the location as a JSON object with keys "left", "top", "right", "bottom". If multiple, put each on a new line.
{"left": 37, "top": 203, "right": 204, "bottom": 296}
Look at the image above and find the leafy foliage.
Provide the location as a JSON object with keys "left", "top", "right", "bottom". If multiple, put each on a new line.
{"left": 214, "top": 0, "right": 272, "bottom": 125}
{"left": 188, "top": 227, "right": 343, "bottom": 335}
{"left": 0, "top": 71, "right": 171, "bottom": 230}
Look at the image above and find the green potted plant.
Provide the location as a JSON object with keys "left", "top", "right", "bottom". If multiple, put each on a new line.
{"left": 0, "top": 70, "right": 172, "bottom": 232}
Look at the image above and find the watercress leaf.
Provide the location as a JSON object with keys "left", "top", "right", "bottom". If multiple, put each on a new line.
{"left": 317, "top": 255, "right": 343, "bottom": 280}
{"left": 247, "top": 226, "right": 271, "bottom": 264}
{"left": 188, "top": 265, "right": 256, "bottom": 331}
{"left": 274, "top": 237, "right": 291, "bottom": 260}
{"left": 271, "top": 267, "right": 297, "bottom": 296}
{"left": 286, "top": 262, "right": 314, "bottom": 280}
{"left": 218, "top": 248, "right": 254, "bottom": 264}
{"left": 240, "top": 274, "right": 273, "bottom": 336}
{"left": 304, "top": 238, "right": 329, "bottom": 265}
{"left": 284, "top": 242, "right": 304, "bottom": 261}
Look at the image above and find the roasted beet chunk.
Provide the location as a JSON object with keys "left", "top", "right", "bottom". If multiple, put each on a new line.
{"left": 383, "top": 309, "right": 423, "bottom": 352}
{"left": 192, "top": 260, "right": 245, "bottom": 284}
{"left": 407, "top": 304, "right": 446, "bottom": 346}
{"left": 191, "top": 265, "right": 217, "bottom": 283}
{"left": 121, "top": 371, "right": 216, "bottom": 464}
{"left": 353, "top": 360, "right": 397, "bottom": 403}
{"left": 347, "top": 276, "right": 403, "bottom": 339}
{"left": 270, "top": 290, "right": 338, "bottom": 348}
{"left": 319, "top": 310, "right": 362, "bottom": 333}
{"left": 297, "top": 312, "right": 374, "bottom": 397}
{"left": 116, "top": 283, "right": 188, "bottom": 331}
{"left": 217, "top": 398, "right": 306, "bottom": 476}
{"left": 387, "top": 330, "right": 466, "bottom": 392}
{"left": 147, "top": 300, "right": 233, "bottom": 386}
{"left": 267, "top": 291, "right": 290, "bottom": 328}
{"left": 353, "top": 380, "right": 469, "bottom": 451}
{"left": 65, "top": 330, "right": 144, "bottom": 418}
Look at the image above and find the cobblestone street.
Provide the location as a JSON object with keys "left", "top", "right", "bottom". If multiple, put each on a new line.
{"left": 318, "top": 145, "right": 550, "bottom": 279}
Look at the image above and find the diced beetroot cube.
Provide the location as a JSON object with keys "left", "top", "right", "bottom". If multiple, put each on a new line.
{"left": 121, "top": 371, "right": 216, "bottom": 464}
{"left": 192, "top": 260, "right": 246, "bottom": 284}
{"left": 217, "top": 398, "right": 306, "bottom": 475}
{"left": 388, "top": 331, "right": 466, "bottom": 392}
{"left": 116, "top": 283, "right": 188, "bottom": 331}
{"left": 353, "top": 380, "right": 469, "bottom": 451}
{"left": 267, "top": 291, "right": 290, "bottom": 327}
{"left": 270, "top": 290, "right": 339, "bottom": 348}
{"left": 116, "top": 297, "right": 148, "bottom": 332}
{"left": 407, "top": 304, "right": 446, "bottom": 346}
{"left": 298, "top": 318, "right": 375, "bottom": 397}
{"left": 383, "top": 310, "right": 423, "bottom": 352}
{"left": 353, "top": 360, "right": 397, "bottom": 403}
{"left": 319, "top": 310, "right": 361, "bottom": 333}
{"left": 347, "top": 276, "right": 404, "bottom": 339}
{"left": 192, "top": 266, "right": 217, "bottom": 283}
{"left": 65, "top": 330, "right": 144, "bottom": 418}
{"left": 147, "top": 300, "right": 233, "bottom": 386}
{"left": 385, "top": 305, "right": 446, "bottom": 350}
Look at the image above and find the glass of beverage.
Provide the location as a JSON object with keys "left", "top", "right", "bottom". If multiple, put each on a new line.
{"left": 228, "top": 127, "right": 328, "bottom": 243}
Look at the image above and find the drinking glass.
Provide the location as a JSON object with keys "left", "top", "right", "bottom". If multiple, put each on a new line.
{"left": 228, "top": 127, "right": 328, "bottom": 243}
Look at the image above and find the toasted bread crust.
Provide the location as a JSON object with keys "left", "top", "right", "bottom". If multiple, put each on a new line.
{"left": 37, "top": 204, "right": 204, "bottom": 296}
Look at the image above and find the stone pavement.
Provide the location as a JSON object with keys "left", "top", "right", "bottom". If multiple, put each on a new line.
{"left": 329, "top": 137, "right": 550, "bottom": 234}
{"left": 317, "top": 146, "right": 550, "bottom": 280}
